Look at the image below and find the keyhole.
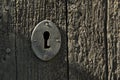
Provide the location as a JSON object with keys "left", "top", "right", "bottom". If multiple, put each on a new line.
{"left": 43, "top": 31, "right": 50, "bottom": 49}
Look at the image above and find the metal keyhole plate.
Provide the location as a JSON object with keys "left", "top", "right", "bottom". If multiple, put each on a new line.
{"left": 31, "top": 20, "right": 61, "bottom": 61}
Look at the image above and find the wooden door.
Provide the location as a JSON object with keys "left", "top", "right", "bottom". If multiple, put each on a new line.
{"left": 0, "top": 0, "right": 119, "bottom": 80}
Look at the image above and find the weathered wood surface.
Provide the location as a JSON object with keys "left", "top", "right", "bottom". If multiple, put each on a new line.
{"left": 68, "top": 0, "right": 108, "bottom": 80}
{"left": 0, "top": 0, "right": 16, "bottom": 80}
{"left": 0, "top": 0, "right": 120, "bottom": 80}
{"left": 0, "top": 0, "right": 68, "bottom": 80}
{"left": 107, "top": 0, "right": 120, "bottom": 80}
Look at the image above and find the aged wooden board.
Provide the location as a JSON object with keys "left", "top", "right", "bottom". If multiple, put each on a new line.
{"left": 0, "top": 0, "right": 120, "bottom": 80}
{"left": 107, "top": 0, "right": 120, "bottom": 80}
{"left": 0, "top": 0, "right": 16, "bottom": 80}
{"left": 1, "top": 0, "right": 68, "bottom": 80}
{"left": 68, "top": 0, "right": 108, "bottom": 80}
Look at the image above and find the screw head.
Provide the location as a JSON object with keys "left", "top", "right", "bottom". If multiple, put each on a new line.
{"left": 6, "top": 48, "right": 11, "bottom": 53}
{"left": 56, "top": 39, "right": 61, "bottom": 43}
{"left": 34, "top": 40, "right": 37, "bottom": 42}
{"left": 45, "top": 22, "right": 49, "bottom": 26}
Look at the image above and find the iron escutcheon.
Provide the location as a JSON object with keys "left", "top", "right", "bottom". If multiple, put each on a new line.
{"left": 31, "top": 20, "right": 61, "bottom": 61}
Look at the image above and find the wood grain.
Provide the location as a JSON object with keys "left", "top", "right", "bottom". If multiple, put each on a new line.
{"left": 68, "top": 0, "right": 108, "bottom": 80}
{"left": 0, "top": 0, "right": 16, "bottom": 80}
{"left": 107, "top": 0, "right": 120, "bottom": 80}
{"left": 12, "top": 0, "right": 68, "bottom": 80}
{"left": 0, "top": 0, "right": 120, "bottom": 80}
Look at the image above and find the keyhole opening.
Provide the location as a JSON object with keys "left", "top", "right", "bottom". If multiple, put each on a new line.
{"left": 43, "top": 31, "right": 50, "bottom": 49}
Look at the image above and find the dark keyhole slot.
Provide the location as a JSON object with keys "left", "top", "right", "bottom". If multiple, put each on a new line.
{"left": 43, "top": 31, "right": 50, "bottom": 49}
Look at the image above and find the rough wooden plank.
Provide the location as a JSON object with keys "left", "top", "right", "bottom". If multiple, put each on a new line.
{"left": 68, "top": 0, "right": 107, "bottom": 80}
{"left": 0, "top": 0, "right": 16, "bottom": 80}
{"left": 107, "top": 0, "right": 120, "bottom": 80}
{"left": 13, "top": 0, "right": 67, "bottom": 80}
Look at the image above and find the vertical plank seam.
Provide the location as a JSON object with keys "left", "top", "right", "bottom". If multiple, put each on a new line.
{"left": 14, "top": 0, "right": 18, "bottom": 80}
{"left": 65, "top": 0, "right": 69, "bottom": 80}
{"left": 104, "top": 0, "right": 108, "bottom": 80}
